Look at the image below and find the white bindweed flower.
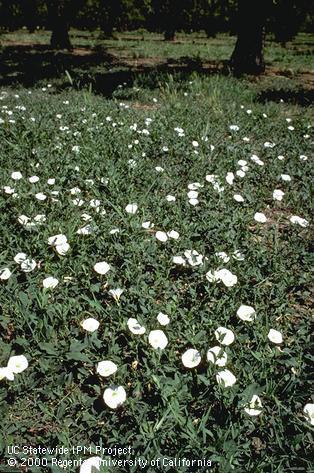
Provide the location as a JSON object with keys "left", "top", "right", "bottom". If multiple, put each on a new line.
{"left": 18, "top": 215, "right": 30, "bottom": 225}
{"left": 184, "top": 250, "right": 203, "bottom": 266}
{"left": 77, "top": 224, "right": 95, "bottom": 235}
{"left": 167, "top": 230, "right": 179, "bottom": 240}
{"left": 205, "top": 174, "right": 218, "bottom": 184}
{"left": 20, "top": 258, "right": 36, "bottom": 272}
{"left": 229, "top": 125, "right": 239, "bottom": 131}
{"left": 233, "top": 194, "right": 244, "bottom": 203}
{"left": 267, "top": 329, "right": 283, "bottom": 344}
{"left": 188, "top": 182, "right": 202, "bottom": 190}
{"left": 236, "top": 169, "right": 245, "bottom": 178}
{"left": 244, "top": 395, "right": 263, "bottom": 416}
{"left": 182, "top": 349, "right": 201, "bottom": 368}
{"left": 127, "top": 318, "right": 146, "bottom": 335}
{"left": 79, "top": 457, "right": 102, "bottom": 473}
{"left": 173, "top": 256, "right": 186, "bottom": 266}
{"left": 238, "top": 160, "right": 247, "bottom": 167}
{"left": 303, "top": 404, "right": 314, "bottom": 426}
{"left": 187, "top": 190, "right": 198, "bottom": 199}
{"left": 273, "top": 189, "right": 285, "bottom": 201}
{"left": 48, "top": 234, "right": 67, "bottom": 246}
{"left": 251, "top": 155, "right": 264, "bottom": 166}
{"left": 155, "top": 231, "right": 168, "bottom": 242}
{"left": 29, "top": 175, "right": 39, "bottom": 183}
{"left": 148, "top": 330, "right": 168, "bottom": 349}
{"left": 254, "top": 212, "right": 267, "bottom": 223}
{"left": 35, "top": 192, "right": 47, "bottom": 201}
{"left": 34, "top": 214, "right": 46, "bottom": 223}
{"left": 109, "top": 288, "right": 123, "bottom": 301}
{"left": 90, "top": 199, "right": 100, "bottom": 208}
{"left": 72, "top": 198, "right": 84, "bottom": 206}
{"left": 3, "top": 186, "right": 15, "bottom": 194}
{"left": 166, "top": 195, "right": 176, "bottom": 202}
{"left": 103, "top": 385, "right": 126, "bottom": 409}
{"left": 189, "top": 198, "right": 199, "bottom": 206}
{"left": 14, "top": 253, "right": 27, "bottom": 264}
{"left": 264, "top": 141, "right": 275, "bottom": 148}
{"left": 11, "top": 171, "right": 22, "bottom": 180}
{"left": 55, "top": 242, "right": 70, "bottom": 256}
{"left": 125, "top": 203, "right": 138, "bottom": 214}
{"left": 81, "top": 318, "right": 99, "bottom": 332}
{"left": 281, "top": 174, "right": 291, "bottom": 182}
{"left": 192, "top": 140, "right": 199, "bottom": 147}
{"left": 155, "top": 166, "right": 164, "bottom": 172}
{"left": 142, "top": 221, "right": 154, "bottom": 229}
{"left": 81, "top": 213, "right": 92, "bottom": 222}
{"left": 7, "top": 355, "right": 28, "bottom": 374}
{"left": 47, "top": 178, "right": 55, "bottom": 185}
{"left": 233, "top": 250, "right": 245, "bottom": 261}
{"left": 0, "top": 268, "right": 12, "bottom": 281}
{"left": 0, "top": 367, "right": 14, "bottom": 381}
{"left": 96, "top": 360, "right": 117, "bottom": 377}
{"left": 207, "top": 346, "right": 228, "bottom": 367}
{"left": 299, "top": 155, "right": 308, "bottom": 161}
{"left": 216, "top": 369, "right": 237, "bottom": 387}
{"left": 237, "top": 305, "right": 256, "bottom": 322}
{"left": 290, "top": 216, "right": 309, "bottom": 228}
{"left": 42, "top": 277, "right": 59, "bottom": 289}
{"left": 215, "top": 327, "right": 235, "bottom": 346}
{"left": 157, "top": 312, "right": 170, "bottom": 326}
{"left": 215, "top": 252, "right": 230, "bottom": 263}
{"left": 70, "top": 187, "right": 81, "bottom": 195}
{"left": 226, "top": 172, "right": 235, "bottom": 185}
{"left": 94, "top": 261, "right": 110, "bottom": 275}
{"left": 205, "top": 270, "right": 217, "bottom": 283}
{"left": 215, "top": 269, "right": 237, "bottom": 287}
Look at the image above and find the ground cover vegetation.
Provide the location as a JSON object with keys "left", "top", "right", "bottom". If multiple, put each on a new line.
{"left": 0, "top": 4, "right": 313, "bottom": 473}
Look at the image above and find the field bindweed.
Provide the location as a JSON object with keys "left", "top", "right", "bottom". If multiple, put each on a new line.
{"left": 237, "top": 305, "right": 256, "bottom": 322}
{"left": 93, "top": 261, "right": 110, "bottom": 275}
{"left": 181, "top": 349, "right": 201, "bottom": 368}
{"left": 103, "top": 386, "right": 126, "bottom": 409}
{"left": 244, "top": 395, "right": 263, "bottom": 416}
{"left": 96, "top": 361, "right": 118, "bottom": 377}
{"left": 207, "top": 346, "right": 228, "bottom": 367}
{"left": 81, "top": 318, "right": 100, "bottom": 332}
{"left": 148, "top": 330, "right": 168, "bottom": 349}
{"left": 267, "top": 329, "right": 283, "bottom": 344}
{"left": 216, "top": 369, "right": 237, "bottom": 387}
{"left": 215, "top": 327, "right": 235, "bottom": 346}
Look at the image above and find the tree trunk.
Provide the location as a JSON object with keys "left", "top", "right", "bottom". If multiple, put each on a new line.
{"left": 230, "top": 0, "right": 269, "bottom": 75}
{"left": 164, "top": 29, "right": 176, "bottom": 41}
{"left": 21, "top": 0, "right": 37, "bottom": 33}
{"left": 48, "top": 1, "right": 73, "bottom": 50}
{"left": 50, "top": 20, "right": 72, "bottom": 50}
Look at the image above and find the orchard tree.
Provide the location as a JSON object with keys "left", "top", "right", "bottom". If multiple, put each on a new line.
{"left": 151, "top": 0, "right": 182, "bottom": 41}
{"left": 47, "top": 0, "right": 84, "bottom": 50}
{"left": 230, "top": 0, "right": 272, "bottom": 75}
{"left": 270, "top": 0, "right": 310, "bottom": 46}
{"left": 20, "top": 0, "right": 37, "bottom": 32}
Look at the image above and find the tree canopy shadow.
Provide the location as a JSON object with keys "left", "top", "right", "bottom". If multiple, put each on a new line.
{"left": 0, "top": 43, "right": 312, "bottom": 106}
{"left": 0, "top": 42, "right": 226, "bottom": 92}
{"left": 256, "top": 87, "right": 314, "bottom": 106}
